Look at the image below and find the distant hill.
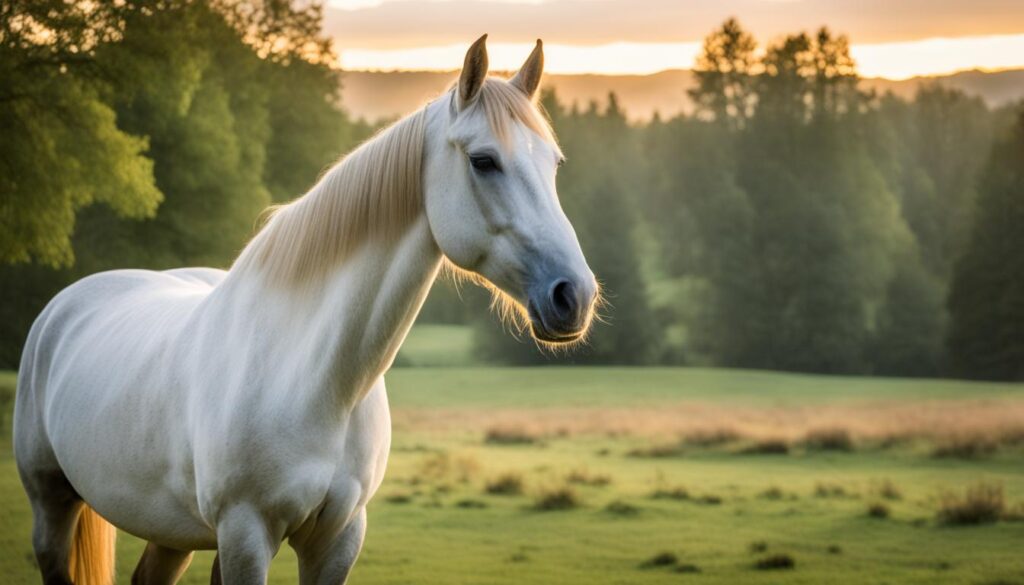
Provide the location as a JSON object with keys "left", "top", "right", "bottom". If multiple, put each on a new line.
{"left": 340, "top": 68, "right": 1024, "bottom": 123}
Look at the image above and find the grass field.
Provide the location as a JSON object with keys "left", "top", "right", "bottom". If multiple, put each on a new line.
{"left": 1, "top": 332, "right": 1023, "bottom": 584}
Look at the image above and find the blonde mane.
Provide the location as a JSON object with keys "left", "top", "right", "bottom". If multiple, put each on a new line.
{"left": 234, "top": 78, "right": 556, "bottom": 286}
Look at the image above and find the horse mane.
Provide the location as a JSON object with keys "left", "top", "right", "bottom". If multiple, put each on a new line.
{"left": 233, "top": 77, "right": 555, "bottom": 286}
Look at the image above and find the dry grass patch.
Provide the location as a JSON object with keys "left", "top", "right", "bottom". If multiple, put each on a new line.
{"left": 394, "top": 399, "right": 1024, "bottom": 450}
{"left": 485, "top": 472, "right": 525, "bottom": 495}
{"left": 484, "top": 425, "right": 541, "bottom": 445}
{"left": 754, "top": 553, "right": 795, "bottom": 570}
{"left": 872, "top": 478, "right": 902, "bottom": 500}
{"left": 605, "top": 500, "right": 640, "bottom": 516}
{"left": 639, "top": 552, "right": 678, "bottom": 569}
{"left": 932, "top": 434, "right": 999, "bottom": 459}
{"left": 740, "top": 438, "right": 790, "bottom": 455}
{"left": 867, "top": 501, "right": 891, "bottom": 519}
{"left": 566, "top": 468, "right": 612, "bottom": 486}
{"left": 626, "top": 443, "right": 685, "bottom": 458}
{"left": 759, "top": 486, "right": 787, "bottom": 500}
{"left": 814, "top": 482, "right": 850, "bottom": 498}
{"left": 650, "top": 486, "right": 690, "bottom": 501}
{"left": 533, "top": 485, "right": 581, "bottom": 511}
{"left": 385, "top": 492, "right": 414, "bottom": 504}
{"left": 682, "top": 427, "right": 743, "bottom": 447}
{"left": 416, "top": 452, "right": 480, "bottom": 484}
{"left": 937, "top": 481, "right": 1005, "bottom": 525}
{"left": 804, "top": 427, "right": 855, "bottom": 452}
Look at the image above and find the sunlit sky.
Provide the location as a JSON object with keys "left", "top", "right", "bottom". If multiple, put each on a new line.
{"left": 323, "top": 0, "right": 1024, "bottom": 79}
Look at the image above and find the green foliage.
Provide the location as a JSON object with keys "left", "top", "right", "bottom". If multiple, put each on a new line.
{"left": 947, "top": 109, "right": 1024, "bottom": 380}
{"left": 638, "top": 19, "right": 1007, "bottom": 376}
{"left": 689, "top": 17, "right": 757, "bottom": 127}
{"left": 0, "top": 0, "right": 367, "bottom": 368}
{"left": 264, "top": 59, "right": 375, "bottom": 203}
{"left": 0, "top": 0, "right": 162, "bottom": 267}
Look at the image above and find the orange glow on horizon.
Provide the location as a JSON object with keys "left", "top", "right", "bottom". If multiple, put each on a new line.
{"left": 338, "top": 34, "right": 1024, "bottom": 80}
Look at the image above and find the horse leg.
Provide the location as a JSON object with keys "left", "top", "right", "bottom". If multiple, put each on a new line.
{"left": 23, "top": 469, "right": 82, "bottom": 585}
{"left": 131, "top": 542, "right": 193, "bottom": 585}
{"left": 212, "top": 506, "right": 279, "bottom": 585}
{"left": 292, "top": 508, "right": 367, "bottom": 585}
{"left": 209, "top": 554, "right": 222, "bottom": 585}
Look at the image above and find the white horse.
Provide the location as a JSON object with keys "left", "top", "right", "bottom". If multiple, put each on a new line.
{"left": 14, "top": 35, "right": 597, "bottom": 585}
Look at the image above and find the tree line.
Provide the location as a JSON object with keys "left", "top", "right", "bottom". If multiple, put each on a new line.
{"left": 444, "top": 20, "right": 1023, "bottom": 380}
{"left": 1, "top": 7, "right": 1020, "bottom": 380}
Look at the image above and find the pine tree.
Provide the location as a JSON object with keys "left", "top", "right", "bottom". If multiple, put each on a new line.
{"left": 947, "top": 109, "right": 1024, "bottom": 380}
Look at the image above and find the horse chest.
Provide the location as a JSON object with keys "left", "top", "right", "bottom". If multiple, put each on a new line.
{"left": 195, "top": 382, "right": 392, "bottom": 534}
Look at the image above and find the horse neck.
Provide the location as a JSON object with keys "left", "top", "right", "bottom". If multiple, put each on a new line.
{"left": 213, "top": 103, "right": 447, "bottom": 415}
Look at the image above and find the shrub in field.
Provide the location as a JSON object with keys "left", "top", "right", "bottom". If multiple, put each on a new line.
{"left": 683, "top": 427, "right": 743, "bottom": 447}
{"left": 385, "top": 492, "right": 413, "bottom": 504}
{"left": 698, "top": 494, "right": 723, "bottom": 505}
{"left": 485, "top": 472, "right": 525, "bottom": 495}
{"left": 740, "top": 438, "right": 790, "bottom": 455}
{"left": 650, "top": 486, "right": 690, "bottom": 500}
{"left": 627, "top": 443, "right": 685, "bottom": 458}
{"left": 814, "top": 482, "right": 849, "bottom": 498}
{"left": 748, "top": 541, "right": 768, "bottom": 554}
{"left": 417, "top": 452, "right": 481, "bottom": 483}
{"left": 872, "top": 478, "right": 902, "bottom": 500}
{"left": 938, "top": 482, "right": 1005, "bottom": 525}
{"left": 826, "top": 544, "right": 843, "bottom": 555}
{"left": 455, "top": 499, "right": 488, "bottom": 509}
{"left": 605, "top": 500, "right": 640, "bottom": 516}
{"left": 867, "top": 502, "right": 890, "bottom": 519}
{"left": 566, "top": 468, "right": 612, "bottom": 486}
{"left": 932, "top": 435, "right": 998, "bottom": 459}
{"left": 533, "top": 485, "right": 581, "bottom": 511}
{"left": 484, "top": 425, "right": 540, "bottom": 445}
{"left": 804, "top": 428, "right": 855, "bottom": 452}
{"left": 639, "top": 552, "right": 678, "bottom": 569}
{"left": 760, "top": 486, "right": 785, "bottom": 500}
{"left": 754, "top": 553, "right": 795, "bottom": 570}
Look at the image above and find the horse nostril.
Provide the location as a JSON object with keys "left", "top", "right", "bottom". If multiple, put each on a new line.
{"left": 549, "top": 278, "right": 577, "bottom": 321}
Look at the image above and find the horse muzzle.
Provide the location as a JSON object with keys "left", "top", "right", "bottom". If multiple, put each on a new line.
{"left": 527, "top": 274, "right": 597, "bottom": 344}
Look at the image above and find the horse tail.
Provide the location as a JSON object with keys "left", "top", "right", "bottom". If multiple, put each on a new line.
{"left": 69, "top": 505, "right": 117, "bottom": 585}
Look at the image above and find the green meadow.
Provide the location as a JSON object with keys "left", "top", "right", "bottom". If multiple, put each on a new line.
{"left": 1, "top": 327, "right": 1023, "bottom": 584}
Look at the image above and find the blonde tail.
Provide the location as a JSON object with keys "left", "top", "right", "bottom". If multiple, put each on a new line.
{"left": 68, "top": 505, "right": 117, "bottom": 585}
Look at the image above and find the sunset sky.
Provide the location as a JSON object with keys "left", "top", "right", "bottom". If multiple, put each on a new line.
{"left": 322, "top": 0, "right": 1024, "bottom": 79}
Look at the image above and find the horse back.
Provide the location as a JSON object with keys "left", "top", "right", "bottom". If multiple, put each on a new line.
{"left": 17, "top": 268, "right": 222, "bottom": 439}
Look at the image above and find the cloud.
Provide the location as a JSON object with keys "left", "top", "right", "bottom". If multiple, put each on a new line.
{"left": 323, "top": 0, "right": 1024, "bottom": 50}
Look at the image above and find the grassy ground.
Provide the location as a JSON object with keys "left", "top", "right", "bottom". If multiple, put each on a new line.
{"left": 396, "top": 324, "right": 476, "bottom": 367}
{"left": 1, "top": 332, "right": 1023, "bottom": 584}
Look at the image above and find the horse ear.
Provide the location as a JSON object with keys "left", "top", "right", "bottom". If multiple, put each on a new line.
{"left": 458, "top": 34, "right": 489, "bottom": 110}
{"left": 510, "top": 39, "right": 544, "bottom": 99}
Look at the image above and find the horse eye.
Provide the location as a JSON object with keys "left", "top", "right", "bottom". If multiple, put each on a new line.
{"left": 469, "top": 154, "right": 499, "bottom": 173}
